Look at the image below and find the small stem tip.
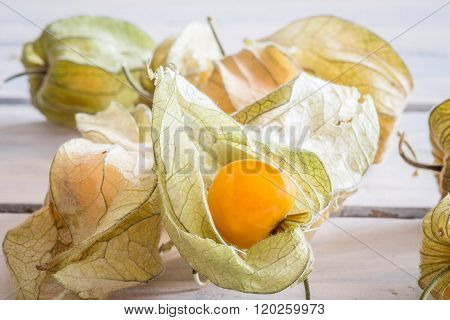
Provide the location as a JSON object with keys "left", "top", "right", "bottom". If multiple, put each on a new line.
{"left": 3, "top": 69, "right": 46, "bottom": 83}
{"left": 398, "top": 132, "right": 442, "bottom": 172}
{"left": 121, "top": 64, "right": 153, "bottom": 103}
{"left": 158, "top": 240, "right": 174, "bottom": 253}
{"left": 304, "top": 278, "right": 311, "bottom": 300}
{"left": 207, "top": 16, "right": 225, "bottom": 56}
{"left": 192, "top": 270, "right": 210, "bottom": 287}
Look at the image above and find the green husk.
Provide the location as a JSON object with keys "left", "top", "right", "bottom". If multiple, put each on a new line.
{"left": 21, "top": 15, "right": 155, "bottom": 126}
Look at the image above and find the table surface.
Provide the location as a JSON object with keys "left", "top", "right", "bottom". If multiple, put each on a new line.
{"left": 0, "top": 0, "right": 449, "bottom": 299}
{"left": 0, "top": 215, "right": 423, "bottom": 300}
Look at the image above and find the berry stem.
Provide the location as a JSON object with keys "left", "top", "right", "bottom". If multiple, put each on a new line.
{"left": 121, "top": 64, "right": 153, "bottom": 103}
{"left": 3, "top": 69, "right": 46, "bottom": 83}
{"left": 398, "top": 132, "right": 442, "bottom": 172}
{"left": 192, "top": 270, "right": 210, "bottom": 287}
{"left": 207, "top": 16, "right": 225, "bottom": 56}
{"left": 304, "top": 278, "right": 311, "bottom": 300}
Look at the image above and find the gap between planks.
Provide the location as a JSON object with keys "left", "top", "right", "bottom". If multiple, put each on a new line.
{"left": 0, "top": 203, "right": 429, "bottom": 219}
{"left": 0, "top": 99, "right": 436, "bottom": 112}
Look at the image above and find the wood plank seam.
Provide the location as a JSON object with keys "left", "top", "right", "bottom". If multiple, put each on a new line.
{"left": 0, "top": 204, "right": 430, "bottom": 218}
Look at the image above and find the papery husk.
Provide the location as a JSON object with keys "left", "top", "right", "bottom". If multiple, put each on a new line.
{"left": 429, "top": 100, "right": 450, "bottom": 196}
{"left": 150, "top": 66, "right": 378, "bottom": 293}
{"left": 419, "top": 194, "right": 450, "bottom": 299}
{"left": 234, "top": 72, "right": 379, "bottom": 229}
{"left": 21, "top": 16, "right": 155, "bottom": 127}
{"left": 139, "top": 21, "right": 223, "bottom": 102}
{"left": 2, "top": 104, "right": 163, "bottom": 299}
{"left": 200, "top": 44, "right": 300, "bottom": 113}
{"left": 151, "top": 67, "right": 333, "bottom": 293}
{"left": 257, "top": 15, "right": 412, "bottom": 162}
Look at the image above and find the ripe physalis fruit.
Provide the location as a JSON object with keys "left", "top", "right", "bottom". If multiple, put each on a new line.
{"left": 207, "top": 159, "right": 297, "bottom": 249}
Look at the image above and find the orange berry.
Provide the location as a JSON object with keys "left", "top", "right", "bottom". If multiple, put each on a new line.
{"left": 207, "top": 159, "right": 296, "bottom": 249}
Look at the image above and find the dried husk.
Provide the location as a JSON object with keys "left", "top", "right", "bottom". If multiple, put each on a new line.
{"left": 151, "top": 67, "right": 378, "bottom": 292}
{"left": 255, "top": 15, "right": 412, "bottom": 162}
{"left": 2, "top": 104, "right": 163, "bottom": 299}
{"left": 188, "top": 16, "right": 408, "bottom": 162}
{"left": 429, "top": 100, "right": 450, "bottom": 196}
{"left": 200, "top": 44, "right": 300, "bottom": 113}
{"left": 139, "top": 21, "right": 223, "bottom": 101}
{"left": 21, "top": 16, "right": 155, "bottom": 127}
{"left": 419, "top": 195, "right": 450, "bottom": 299}
{"left": 234, "top": 72, "right": 379, "bottom": 229}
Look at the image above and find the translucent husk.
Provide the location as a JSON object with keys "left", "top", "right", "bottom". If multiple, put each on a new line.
{"left": 419, "top": 195, "right": 450, "bottom": 299}
{"left": 2, "top": 104, "right": 163, "bottom": 299}
{"left": 398, "top": 100, "right": 450, "bottom": 299}
{"left": 150, "top": 67, "right": 378, "bottom": 293}
{"left": 3, "top": 64, "right": 379, "bottom": 298}
{"left": 20, "top": 16, "right": 155, "bottom": 127}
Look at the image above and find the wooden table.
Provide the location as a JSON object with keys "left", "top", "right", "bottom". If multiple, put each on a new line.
{"left": 0, "top": 0, "right": 449, "bottom": 299}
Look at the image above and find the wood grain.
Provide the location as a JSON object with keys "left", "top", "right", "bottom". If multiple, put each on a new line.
{"left": 0, "top": 0, "right": 443, "bottom": 301}
{"left": 0, "top": 0, "right": 449, "bottom": 105}
{"left": 0, "top": 107, "right": 440, "bottom": 208}
{"left": 0, "top": 214, "right": 423, "bottom": 299}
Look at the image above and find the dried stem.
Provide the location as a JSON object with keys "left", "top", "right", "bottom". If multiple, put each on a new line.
{"left": 121, "top": 64, "right": 153, "bottom": 103}
{"left": 207, "top": 16, "right": 225, "bottom": 56}
{"left": 158, "top": 240, "right": 174, "bottom": 253}
{"left": 3, "top": 69, "right": 46, "bottom": 83}
{"left": 192, "top": 270, "right": 210, "bottom": 287}
{"left": 304, "top": 278, "right": 311, "bottom": 300}
{"left": 398, "top": 132, "right": 442, "bottom": 172}
{"left": 419, "top": 265, "right": 450, "bottom": 300}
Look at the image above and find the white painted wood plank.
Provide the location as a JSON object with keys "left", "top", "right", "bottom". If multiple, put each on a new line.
{"left": 0, "top": 107, "right": 440, "bottom": 207}
{"left": 0, "top": 0, "right": 448, "bottom": 47}
{"left": 0, "top": 106, "right": 79, "bottom": 204}
{"left": 0, "top": 0, "right": 449, "bottom": 105}
{"left": 0, "top": 106, "right": 440, "bottom": 208}
{"left": 346, "top": 111, "right": 441, "bottom": 208}
{"left": 0, "top": 215, "right": 422, "bottom": 299}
